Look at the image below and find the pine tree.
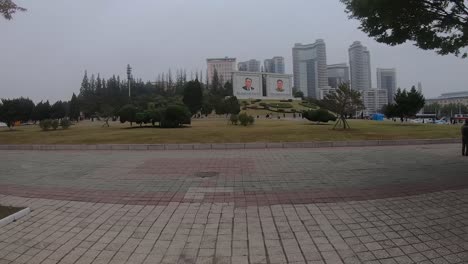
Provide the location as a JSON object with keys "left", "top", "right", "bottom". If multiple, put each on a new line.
{"left": 183, "top": 79, "right": 203, "bottom": 115}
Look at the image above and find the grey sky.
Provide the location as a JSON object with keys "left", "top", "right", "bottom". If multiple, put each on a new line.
{"left": 1, "top": 0, "right": 467, "bottom": 102}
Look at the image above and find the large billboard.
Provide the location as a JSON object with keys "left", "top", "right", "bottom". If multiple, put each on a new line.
{"left": 266, "top": 74, "right": 292, "bottom": 99}
{"left": 233, "top": 72, "right": 263, "bottom": 99}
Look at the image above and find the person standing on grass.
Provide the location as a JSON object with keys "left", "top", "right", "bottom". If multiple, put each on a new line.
{"left": 462, "top": 120, "right": 468, "bottom": 156}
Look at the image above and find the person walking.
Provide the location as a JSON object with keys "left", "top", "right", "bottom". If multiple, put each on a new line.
{"left": 462, "top": 120, "right": 468, "bottom": 156}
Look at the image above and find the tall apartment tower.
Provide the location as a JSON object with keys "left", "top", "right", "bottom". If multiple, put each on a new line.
{"left": 292, "top": 40, "right": 328, "bottom": 98}
{"left": 377, "top": 68, "right": 397, "bottom": 103}
{"left": 206, "top": 57, "right": 237, "bottom": 84}
{"left": 264, "top": 56, "right": 285, "bottom": 74}
{"left": 238, "top": 59, "right": 260, "bottom": 72}
{"left": 327, "top": 63, "right": 350, "bottom": 88}
{"left": 349, "top": 41, "right": 372, "bottom": 91}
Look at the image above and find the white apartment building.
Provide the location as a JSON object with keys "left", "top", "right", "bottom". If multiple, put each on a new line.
{"left": 361, "top": 89, "right": 388, "bottom": 116}
{"left": 264, "top": 56, "right": 285, "bottom": 74}
{"left": 238, "top": 59, "right": 261, "bottom": 72}
{"left": 377, "top": 68, "right": 397, "bottom": 104}
{"left": 349, "top": 41, "right": 372, "bottom": 91}
{"left": 207, "top": 57, "right": 236, "bottom": 84}
{"left": 327, "top": 63, "right": 350, "bottom": 88}
{"left": 292, "top": 40, "right": 328, "bottom": 99}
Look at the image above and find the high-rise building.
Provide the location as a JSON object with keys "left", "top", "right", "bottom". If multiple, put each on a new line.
{"left": 327, "top": 63, "right": 350, "bottom": 88}
{"left": 349, "top": 41, "right": 372, "bottom": 91}
{"left": 264, "top": 56, "right": 285, "bottom": 74}
{"left": 207, "top": 57, "right": 236, "bottom": 84}
{"left": 377, "top": 68, "right": 397, "bottom": 103}
{"left": 238, "top": 59, "right": 260, "bottom": 72}
{"left": 362, "top": 89, "right": 388, "bottom": 116}
{"left": 417, "top": 82, "right": 423, "bottom": 94}
{"left": 292, "top": 40, "right": 328, "bottom": 98}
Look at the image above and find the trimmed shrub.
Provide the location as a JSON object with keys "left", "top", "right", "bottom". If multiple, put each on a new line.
{"left": 267, "top": 103, "right": 293, "bottom": 109}
{"left": 238, "top": 113, "right": 255, "bottom": 126}
{"left": 303, "top": 109, "right": 336, "bottom": 124}
{"left": 60, "top": 118, "right": 71, "bottom": 129}
{"left": 160, "top": 105, "right": 191, "bottom": 128}
{"left": 51, "top": 119, "right": 59, "bottom": 130}
{"left": 277, "top": 109, "right": 285, "bottom": 113}
{"left": 230, "top": 114, "right": 239, "bottom": 125}
{"left": 259, "top": 102, "right": 267, "bottom": 107}
{"left": 39, "top": 119, "right": 52, "bottom": 131}
{"left": 135, "top": 112, "right": 150, "bottom": 126}
{"left": 118, "top": 104, "right": 138, "bottom": 126}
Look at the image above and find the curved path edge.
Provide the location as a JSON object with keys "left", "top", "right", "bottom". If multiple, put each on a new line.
{"left": 0, "top": 138, "right": 460, "bottom": 151}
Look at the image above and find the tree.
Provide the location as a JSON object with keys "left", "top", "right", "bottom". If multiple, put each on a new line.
{"left": 224, "top": 96, "right": 241, "bottom": 115}
{"left": 69, "top": 93, "right": 80, "bottom": 121}
{"left": 182, "top": 79, "right": 203, "bottom": 115}
{"left": 382, "top": 104, "right": 399, "bottom": 119}
{"left": 32, "top": 101, "right": 51, "bottom": 122}
{"left": 322, "top": 83, "right": 364, "bottom": 130}
{"left": 1, "top": 0, "right": 26, "bottom": 20}
{"left": 211, "top": 68, "right": 221, "bottom": 95}
{"left": 118, "top": 104, "right": 138, "bottom": 126}
{"left": 160, "top": 105, "right": 191, "bottom": 128}
{"left": 294, "top": 90, "right": 304, "bottom": 99}
{"left": 98, "top": 104, "right": 114, "bottom": 127}
{"left": 50, "top": 101, "right": 66, "bottom": 120}
{"left": 201, "top": 100, "right": 214, "bottom": 116}
{"left": 389, "top": 86, "right": 425, "bottom": 119}
{"left": 341, "top": 0, "right": 468, "bottom": 58}
{"left": 0, "top": 97, "right": 34, "bottom": 129}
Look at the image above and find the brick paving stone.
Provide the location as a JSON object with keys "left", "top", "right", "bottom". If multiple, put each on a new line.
{"left": 0, "top": 145, "right": 467, "bottom": 263}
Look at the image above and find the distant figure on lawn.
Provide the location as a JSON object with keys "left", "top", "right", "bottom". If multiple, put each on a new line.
{"left": 462, "top": 120, "right": 468, "bottom": 156}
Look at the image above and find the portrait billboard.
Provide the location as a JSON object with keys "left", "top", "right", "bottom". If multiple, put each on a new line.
{"left": 266, "top": 74, "right": 292, "bottom": 99}
{"left": 233, "top": 72, "right": 263, "bottom": 99}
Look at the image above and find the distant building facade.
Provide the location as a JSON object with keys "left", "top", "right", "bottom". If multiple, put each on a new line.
{"left": 292, "top": 40, "right": 328, "bottom": 99}
{"left": 207, "top": 57, "right": 236, "bottom": 84}
{"left": 377, "top": 68, "right": 397, "bottom": 103}
{"left": 319, "top": 87, "right": 336, "bottom": 100}
{"left": 362, "top": 89, "right": 388, "bottom": 116}
{"left": 264, "top": 56, "right": 285, "bottom": 74}
{"left": 426, "top": 91, "right": 468, "bottom": 106}
{"left": 327, "top": 63, "right": 350, "bottom": 88}
{"left": 238, "top": 59, "right": 260, "bottom": 72}
{"left": 349, "top": 41, "right": 371, "bottom": 91}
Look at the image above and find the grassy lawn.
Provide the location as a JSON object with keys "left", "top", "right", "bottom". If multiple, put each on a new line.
{"left": 0, "top": 118, "right": 461, "bottom": 144}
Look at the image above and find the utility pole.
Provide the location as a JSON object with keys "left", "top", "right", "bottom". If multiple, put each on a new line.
{"left": 127, "top": 64, "right": 132, "bottom": 98}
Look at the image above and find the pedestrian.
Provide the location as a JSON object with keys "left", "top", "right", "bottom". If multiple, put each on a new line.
{"left": 462, "top": 120, "right": 468, "bottom": 156}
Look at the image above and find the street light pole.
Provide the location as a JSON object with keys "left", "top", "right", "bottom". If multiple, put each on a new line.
{"left": 127, "top": 64, "right": 132, "bottom": 98}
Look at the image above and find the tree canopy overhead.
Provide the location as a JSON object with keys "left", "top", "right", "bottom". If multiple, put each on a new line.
{"left": 0, "top": 0, "right": 26, "bottom": 20}
{"left": 341, "top": 0, "right": 468, "bottom": 58}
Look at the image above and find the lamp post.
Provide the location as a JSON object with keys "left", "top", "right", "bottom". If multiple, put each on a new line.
{"left": 127, "top": 64, "right": 132, "bottom": 98}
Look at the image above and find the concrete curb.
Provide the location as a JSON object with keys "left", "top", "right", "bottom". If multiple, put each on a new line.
{"left": 0, "top": 138, "right": 460, "bottom": 151}
{"left": 0, "top": 207, "right": 31, "bottom": 227}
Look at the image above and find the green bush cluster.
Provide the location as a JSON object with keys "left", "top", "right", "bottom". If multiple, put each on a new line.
{"left": 230, "top": 114, "right": 239, "bottom": 125}
{"left": 39, "top": 119, "right": 71, "bottom": 131}
{"left": 238, "top": 113, "right": 255, "bottom": 126}
{"left": 119, "top": 104, "right": 191, "bottom": 128}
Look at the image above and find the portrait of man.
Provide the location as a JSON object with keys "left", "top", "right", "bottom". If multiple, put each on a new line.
{"left": 276, "top": 79, "right": 284, "bottom": 92}
{"left": 242, "top": 78, "right": 254, "bottom": 91}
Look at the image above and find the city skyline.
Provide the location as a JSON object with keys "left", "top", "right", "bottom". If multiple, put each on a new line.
{"left": 1, "top": 0, "right": 467, "bottom": 102}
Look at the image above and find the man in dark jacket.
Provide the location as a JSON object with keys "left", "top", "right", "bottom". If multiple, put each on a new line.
{"left": 462, "top": 120, "right": 468, "bottom": 156}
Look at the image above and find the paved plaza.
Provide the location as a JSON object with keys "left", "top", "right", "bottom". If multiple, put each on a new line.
{"left": 0, "top": 144, "right": 467, "bottom": 263}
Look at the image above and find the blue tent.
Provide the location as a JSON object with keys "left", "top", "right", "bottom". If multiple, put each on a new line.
{"left": 372, "top": 113, "right": 384, "bottom": 121}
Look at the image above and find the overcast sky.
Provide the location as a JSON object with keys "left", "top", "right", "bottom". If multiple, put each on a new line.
{"left": 1, "top": 0, "right": 467, "bottom": 102}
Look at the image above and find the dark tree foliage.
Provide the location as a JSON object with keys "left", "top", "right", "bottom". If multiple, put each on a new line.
{"left": 0, "top": 97, "right": 34, "bottom": 129}
{"left": 32, "top": 101, "right": 51, "bottom": 122}
{"left": 69, "top": 93, "right": 80, "bottom": 121}
{"left": 384, "top": 86, "right": 426, "bottom": 119}
{"left": 50, "top": 101, "right": 67, "bottom": 120}
{"left": 160, "top": 105, "right": 191, "bottom": 128}
{"left": 0, "top": 0, "right": 26, "bottom": 20}
{"left": 183, "top": 79, "right": 203, "bottom": 115}
{"left": 322, "top": 83, "right": 364, "bottom": 130}
{"left": 118, "top": 104, "right": 138, "bottom": 126}
{"left": 223, "top": 96, "right": 241, "bottom": 115}
{"left": 341, "top": 0, "right": 468, "bottom": 58}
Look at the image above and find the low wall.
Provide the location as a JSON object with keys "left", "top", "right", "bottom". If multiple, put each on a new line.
{"left": 0, "top": 138, "right": 460, "bottom": 151}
